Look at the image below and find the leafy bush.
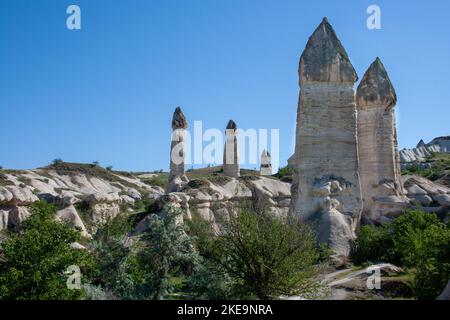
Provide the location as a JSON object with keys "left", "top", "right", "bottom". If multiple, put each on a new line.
{"left": 353, "top": 210, "right": 450, "bottom": 299}
{"left": 276, "top": 166, "right": 294, "bottom": 179}
{"left": 137, "top": 206, "right": 200, "bottom": 299}
{"left": 0, "top": 201, "right": 92, "bottom": 300}
{"left": 87, "top": 215, "right": 144, "bottom": 299}
{"left": 188, "top": 202, "right": 326, "bottom": 299}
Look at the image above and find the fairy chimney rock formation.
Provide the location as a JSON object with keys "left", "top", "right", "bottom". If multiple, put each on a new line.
{"left": 356, "top": 58, "right": 407, "bottom": 220}
{"left": 168, "top": 107, "right": 189, "bottom": 192}
{"left": 223, "top": 120, "right": 240, "bottom": 178}
{"left": 291, "top": 18, "right": 362, "bottom": 257}
{"left": 260, "top": 150, "right": 272, "bottom": 176}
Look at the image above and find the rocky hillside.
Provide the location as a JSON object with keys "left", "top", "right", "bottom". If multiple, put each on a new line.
{"left": 0, "top": 162, "right": 291, "bottom": 238}
{"left": 400, "top": 136, "right": 450, "bottom": 164}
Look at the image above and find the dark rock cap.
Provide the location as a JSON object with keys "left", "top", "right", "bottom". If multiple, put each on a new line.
{"left": 356, "top": 58, "right": 397, "bottom": 109}
{"left": 299, "top": 17, "right": 358, "bottom": 84}
{"left": 172, "top": 106, "right": 188, "bottom": 129}
{"left": 226, "top": 120, "right": 237, "bottom": 131}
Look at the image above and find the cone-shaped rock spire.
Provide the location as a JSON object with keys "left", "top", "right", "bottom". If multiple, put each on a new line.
{"left": 356, "top": 58, "right": 397, "bottom": 110}
{"left": 172, "top": 107, "right": 188, "bottom": 130}
{"left": 299, "top": 17, "right": 358, "bottom": 84}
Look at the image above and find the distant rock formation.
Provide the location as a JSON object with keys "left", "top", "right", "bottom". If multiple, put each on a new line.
{"left": 290, "top": 18, "right": 362, "bottom": 257}
{"left": 260, "top": 150, "right": 272, "bottom": 176}
{"left": 356, "top": 58, "right": 408, "bottom": 221}
{"left": 168, "top": 107, "right": 189, "bottom": 192}
{"left": 400, "top": 136, "right": 450, "bottom": 164}
{"left": 223, "top": 120, "right": 240, "bottom": 178}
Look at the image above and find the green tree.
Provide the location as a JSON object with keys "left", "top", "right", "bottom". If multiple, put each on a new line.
{"left": 205, "top": 203, "right": 325, "bottom": 299}
{"left": 87, "top": 215, "right": 144, "bottom": 299}
{"left": 138, "top": 205, "right": 200, "bottom": 299}
{"left": 0, "top": 201, "right": 91, "bottom": 300}
{"left": 353, "top": 210, "right": 450, "bottom": 299}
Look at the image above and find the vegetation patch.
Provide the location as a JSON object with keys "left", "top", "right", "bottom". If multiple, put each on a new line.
{"left": 402, "top": 152, "right": 450, "bottom": 186}
{"left": 353, "top": 209, "right": 450, "bottom": 299}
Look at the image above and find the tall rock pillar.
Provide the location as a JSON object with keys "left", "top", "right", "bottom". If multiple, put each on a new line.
{"left": 168, "top": 107, "right": 189, "bottom": 192}
{"left": 357, "top": 58, "right": 407, "bottom": 221}
{"left": 223, "top": 120, "right": 240, "bottom": 178}
{"left": 291, "top": 18, "right": 362, "bottom": 257}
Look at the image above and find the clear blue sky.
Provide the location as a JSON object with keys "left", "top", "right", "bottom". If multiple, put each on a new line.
{"left": 1, "top": 0, "right": 449, "bottom": 172}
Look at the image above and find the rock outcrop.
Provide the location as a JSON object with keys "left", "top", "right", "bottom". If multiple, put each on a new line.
{"left": 0, "top": 185, "right": 39, "bottom": 230}
{"left": 290, "top": 18, "right": 362, "bottom": 257}
{"left": 168, "top": 107, "right": 189, "bottom": 192}
{"left": 135, "top": 176, "right": 291, "bottom": 234}
{"left": 403, "top": 175, "right": 450, "bottom": 216}
{"left": 223, "top": 120, "right": 240, "bottom": 178}
{"left": 356, "top": 58, "right": 408, "bottom": 221}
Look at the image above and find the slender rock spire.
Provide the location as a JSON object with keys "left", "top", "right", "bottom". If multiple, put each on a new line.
{"left": 357, "top": 58, "right": 407, "bottom": 221}
{"left": 223, "top": 120, "right": 240, "bottom": 178}
{"left": 168, "top": 106, "right": 189, "bottom": 192}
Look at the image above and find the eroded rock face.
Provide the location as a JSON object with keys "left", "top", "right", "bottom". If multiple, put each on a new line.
{"left": 0, "top": 185, "right": 38, "bottom": 230}
{"left": 82, "top": 192, "right": 122, "bottom": 231}
{"left": 403, "top": 175, "right": 450, "bottom": 212}
{"left": 56, "top": 205, "right": 91, "bottom": 239}
{"left": 356, "top": 58, "right": 408, "bottom": 222}
{"left": 291, "top": 18, "right": 362, "bottom": 256}
{"left": 168, "top": 107, "right": 189, "bottom": 192}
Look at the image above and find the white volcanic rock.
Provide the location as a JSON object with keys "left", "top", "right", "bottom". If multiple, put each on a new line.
{"left": 356, "top": 58, "right": 408, "bottom": 222}
{"left": 127, "top": 188, "right": 142, "bottom": 200}
{"left": 0, "top": 209, "right": 9, "bottom": 230}
{"left": 83, "top": 192, "right": 121, "bottom": 204}
{"left": 0, "top": 186, "right": 39, "bottom": 206}
{"left": 56, "top": 205, "right": 91, "bottom": 239}
{"left": 121, "top": 195, "right": 135, "bottom": 205}
{"left": 400, "top": 136, "right": 449, "bottom": 163}
{"left": 290, "top": 18, "right": 362, "bottom": 257}
{"left": 9, "top": 206, "right": 31, "bottom": 227}
{"left": 403, "top": 175, "right": 450, "bottom": 209}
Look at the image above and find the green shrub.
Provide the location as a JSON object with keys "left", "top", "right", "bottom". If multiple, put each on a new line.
{"left": 353, "top": 210, "right": 450, "bottom": 299}
{"left": 193, "top": 203, "right": 325, "bottom": 299}
{"left": 0, "top": 201, "right": 92, "bottom": 300}
{"left": 276, "top": 166, "right": 294, "bottom": 179}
